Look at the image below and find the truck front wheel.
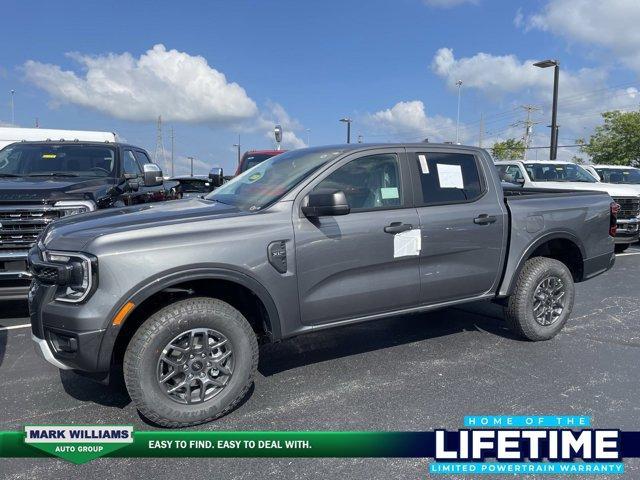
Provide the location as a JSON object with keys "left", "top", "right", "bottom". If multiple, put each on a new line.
{"left": 123, "top": 297, "right": 258, "bottom": 427}
{"left": 505, "top": 257, "right": 575, "bottom": 341}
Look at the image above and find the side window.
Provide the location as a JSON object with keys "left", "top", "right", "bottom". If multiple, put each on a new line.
{"left": 497, "top": 164, "right": 523, "bottom": 182}
{"left": 134, "top": 150, "right": 152, "bottom": 167}
{"left": 414, "top": 152, "right": 483, "bottom": 206}
{"left": 315, "top": 153, "right": 402, "bottom": 211}
{"left": 123, "top": 150, "right": 142, "bottom": 175}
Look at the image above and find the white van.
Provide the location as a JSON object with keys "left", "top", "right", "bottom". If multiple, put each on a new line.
{"left": 495, "top": 160, "right": 640, "bottom": 252}
{"left": 0, "top": 127, "right": 117, "bottom": 150}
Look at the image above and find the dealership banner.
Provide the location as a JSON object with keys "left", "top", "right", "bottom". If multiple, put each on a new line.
{"left": 1, "top": 416, "right": 639, "bottom": 472}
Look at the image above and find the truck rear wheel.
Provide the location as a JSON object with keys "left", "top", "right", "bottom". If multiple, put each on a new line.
{"left": 505, "top": 257, "right": 575, "bottom": 341}
{"left": 123, "top": 297, "right": 258, "bottom": 427}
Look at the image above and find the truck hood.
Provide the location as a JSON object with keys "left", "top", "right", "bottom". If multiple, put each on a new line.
{"left": 0, "top": 176, "right": 116, "bottom": 203}
{"left": 41, "top": 198, "right": 244, "bottom": 251}
{"left": 530, "top": 181, "right": 639, "bottom": 197}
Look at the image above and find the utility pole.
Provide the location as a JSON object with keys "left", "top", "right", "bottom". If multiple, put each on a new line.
{"left": 188, "top": 156, "right": 194, "bottom": 177}
{"left": 510, "top": 105, "right": 541, "bottom": 160}
{"left": 478, "top": 113, "right": 484, "bottom": 148}
{"left": 10, "top": 90, "right": 15, "bottom": 125}
{"left": 455, "top": 80, "right": 463, "bottom": 144}
{"left": 170, "top": 127, "right": 175, "bottom": 177}
{"left": 306, "top": 128, "right": 311, "bottom": 146}
{"left": 154, "top": 115, "right": 167, "bottom": 171}
{"left": 35, "top": 117, "right": 39, "bottom": 128}
{"left": 357, "top": 134, "right": 363, "bottom": 144}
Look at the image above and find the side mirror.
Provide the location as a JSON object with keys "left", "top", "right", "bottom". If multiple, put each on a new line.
{"left": 143, "top": 163, "right": 163, "bottom": 187}
{"left": 302, "top": 189, "right": 350, "bottom": 217}
{"left": 208, "top": 167, "right": 224, "bottom": 188}
{"left": 515, "top": 177, "right": 525, "bottom": 185}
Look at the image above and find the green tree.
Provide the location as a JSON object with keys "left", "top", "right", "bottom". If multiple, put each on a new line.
{"left": 491, "top": 138, "right": 526, "bottom": 160}
{"left": 580, "top": 110, "right": 640, "bottom": 166}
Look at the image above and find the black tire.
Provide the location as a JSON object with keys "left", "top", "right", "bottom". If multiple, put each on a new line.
{"left": 505, "top": 257, "right": 575, "bottom": 341}
{"left": 614, "top": 244, "right": 630, "bottom": 253}
{"left": 123, "top": 297, "right": 258, "bottom": 428}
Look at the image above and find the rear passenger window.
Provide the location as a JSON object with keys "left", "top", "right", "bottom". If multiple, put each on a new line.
{"left": 414, "top": 152, "right": 483, "bottom": 205}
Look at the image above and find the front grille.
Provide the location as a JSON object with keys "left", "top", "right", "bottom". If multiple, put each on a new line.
{"left": 612, "top": 197, "right": 640, "bottom": 220}
{"left": 0, "top": 207, "right": 60, "bottom": 250}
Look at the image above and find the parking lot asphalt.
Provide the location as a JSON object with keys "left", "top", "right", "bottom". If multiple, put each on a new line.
{"left": 1, "top": 248, "right": 640, "bottom": 479}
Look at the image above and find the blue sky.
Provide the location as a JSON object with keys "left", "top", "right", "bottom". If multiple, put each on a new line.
{"left": 1, "top": 0, "right": 639, "bottom": 174}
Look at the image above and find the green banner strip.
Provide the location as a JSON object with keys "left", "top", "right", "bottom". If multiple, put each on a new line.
{"left": 2, "top": 431, "right": 424, "bottom": 459}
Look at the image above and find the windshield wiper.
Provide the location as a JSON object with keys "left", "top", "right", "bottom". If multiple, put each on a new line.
{"left": 26, "top": 172, "right": 79, "bottom": 178}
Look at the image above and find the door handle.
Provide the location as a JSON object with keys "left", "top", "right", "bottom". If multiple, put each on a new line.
{"left": 474, "top": 214, "right": 497, "bottom": 225}
{"left": 384, "top": 222, "right": 413, "bottom": 234}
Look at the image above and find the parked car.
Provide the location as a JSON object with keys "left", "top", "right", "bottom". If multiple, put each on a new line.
{"left": 235, "top": 149, "right": 285, "bottom": 175}
{"left": 30, "top": 144, "right": 616, "bottom": 427}
{"left": 495, "top": 160, "right": 640, "bottom": 252}
{"left": 0, "top": 141, "right": 175, "bottom": 299}
{"left": 583, "top": 164, "right": 640, "bottom": 186}
{"left": 170, "top": 169, "right": 225, "bottom": 198}
{"left": 0, "top": 127, "right": 117, "bottom": 150}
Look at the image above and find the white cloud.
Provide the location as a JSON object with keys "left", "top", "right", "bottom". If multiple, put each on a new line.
{"left": 23, "top": 44, "right": 258, "bottom": 123}
{"left": 365, "top": 100, "right": 464, "bottom": 143}
{"left": 527, "top": 0, "right": 640, "bottom": 71}
{"left": 422, "top": 0, "right": 477, "bottom": 7}
{"left": 431, "top": 47, "right": 603, "bottom": 97}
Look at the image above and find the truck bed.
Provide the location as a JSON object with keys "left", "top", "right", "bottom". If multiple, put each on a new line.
{"left": 496, "top": 185, "right": 614, "bottom": 297}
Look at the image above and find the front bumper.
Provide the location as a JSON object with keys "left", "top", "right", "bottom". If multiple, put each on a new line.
{"left": 29, "top": 277, "right": 108, "bottom": 372}
{"left": 0, "top": 250, "right": 31, "bottom": 299}
{"left": 615, "top": 218, "right": 639, "bottom": 244}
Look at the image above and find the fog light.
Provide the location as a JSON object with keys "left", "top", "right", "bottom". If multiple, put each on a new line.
{"left": 48, "top": 331, "right": 78, "bottom": 353}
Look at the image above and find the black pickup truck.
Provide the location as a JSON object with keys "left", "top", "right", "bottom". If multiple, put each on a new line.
{"left": 0, "top": 141, "right": 176, "bottom": 299}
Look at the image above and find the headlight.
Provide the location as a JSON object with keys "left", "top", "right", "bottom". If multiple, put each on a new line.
{"left": 42, "top": 251, "right": 97, "bottom": 303}
{"left": 53, "top": 200, "right": 96, "bottom": 217}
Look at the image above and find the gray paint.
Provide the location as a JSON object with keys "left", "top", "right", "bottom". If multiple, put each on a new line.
{"left": 30, "top": 144, "right": 615, "bottom": 373}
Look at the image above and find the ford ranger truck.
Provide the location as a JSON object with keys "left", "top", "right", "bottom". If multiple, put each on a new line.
{"left": 29, "top": 144, "right": 616, "bottom": 427}
{"left": 494, "top": 160, "right": 640, "bottom": 253}
{"left": 0, "top": 141, "right": 175, "bottom": 298}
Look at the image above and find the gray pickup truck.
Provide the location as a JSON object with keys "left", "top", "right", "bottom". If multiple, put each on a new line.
{"left": 28, "top": 144, "right": 616, "bottom": 427}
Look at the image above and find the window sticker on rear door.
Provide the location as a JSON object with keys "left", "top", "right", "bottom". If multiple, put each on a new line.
{"left": 380, "top": 187, "right": 399, "bottom": 199}
{"left": 394, "top": 229, "right": 421, "bottom": 258}
{"left": 437, "top": 163, "right": 464, "bottom": 188}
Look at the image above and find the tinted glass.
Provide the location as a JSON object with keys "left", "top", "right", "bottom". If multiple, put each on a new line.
{"left": 179, "top": 179, "right": 210, "bottom": 192}
{"left": 134, "top": 150, "right": 152, "bottom": 166}
{"left": 495, "top": 164, "right": 524, "bottom": 183}
{"left": 123, "top": 150, "right": 142, "bottom": 174}
{"left": 594, "top": 167, "right": 640, "bottom": 184}
{"left": 0, "top": 144, "right": 116, "bottom": 177}
{"left": 415, "top": 152, "right": 483, "bottom": 205}
{"left": 315, "top": 154, "right": 402, "bottom": 211}
{"left": 208, "top": 147, "right": 345, "bottom": 211}
{"left": 524, "top": 163, "right": 596, "bottom": 182}
{"left": 240, "top": 153, "right": 280, "bottom": 173}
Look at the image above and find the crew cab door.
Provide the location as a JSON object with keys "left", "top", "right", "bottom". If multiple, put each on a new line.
{"left": 406, "top": 148, "right": 507, "bottom": 304}
{"left": 293, "top": 148, "right": 420, "bottom": 325}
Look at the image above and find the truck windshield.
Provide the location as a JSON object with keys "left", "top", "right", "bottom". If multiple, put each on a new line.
{"left": 0, "top": 144, "right": 116, "bottom": 178}
{"left": 207, "top": 148, "right": 345, "bottom": 211}
{"left": 594, "top": 167, "right": 640, "bottom": 184}
{"left": 524, "top": 163, "right": 596, "bottom": 183}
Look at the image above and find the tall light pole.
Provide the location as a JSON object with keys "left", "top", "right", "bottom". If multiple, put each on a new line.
{"left": 340, "top": 117, "right": 352, "bottom": 143}
{"left": 187, "top": 156, "right": 194, "bottom": 177}
{"left": 10, "top": 89, "right": 15, "bottom": 125}
{"left": 306, "top": 128, "right": 311, "bottom": 146}
{"left": 233, "top": 133, "right": 241, "bottom": 167}
{"left": 534, "top": 59, "right": 560, "bottom": 160}
{"left": 455, "top": 80, "right": 463, "bottom": 144}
